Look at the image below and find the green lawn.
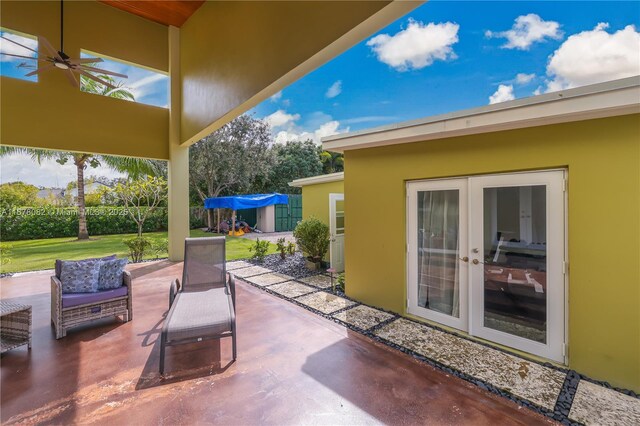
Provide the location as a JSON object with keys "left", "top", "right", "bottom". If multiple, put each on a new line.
{"left": 1, "top": 229, "right": 276, "bottom": 274}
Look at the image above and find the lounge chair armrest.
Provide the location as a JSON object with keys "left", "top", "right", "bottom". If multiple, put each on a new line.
{"left": 169, "top": 279, "right": 180, "bottom": 308}
{"left": 227, "top": 274, "right": 236, "bottom": 309}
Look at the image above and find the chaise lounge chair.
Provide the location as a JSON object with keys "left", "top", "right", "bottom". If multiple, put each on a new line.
{"left": 160, "top": 237, "right": 236, "bottom": 374}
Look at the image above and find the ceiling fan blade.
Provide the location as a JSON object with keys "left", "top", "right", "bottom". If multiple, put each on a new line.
{"left": 24, "top": 63, "right": 55, "bottom": 77}
{"left": 77, "top": 65, "right": 128, "bottom": 79}
{"left": 75, "top": 69, "right": 116, "bottom": 90}
{"left": 69, "top": 57, "right": 103, "bottom": 65}
{"left": 38, "top": 36, "right": 63, "bottom": 61}
{"left": 0, "top": 35, "right": 39, "bottom": 54}
{"left": 65, "top": 68, "right": 79, "bottom": 88}
{"left": 0, "top": 52, "right": 43, "bottom": 61}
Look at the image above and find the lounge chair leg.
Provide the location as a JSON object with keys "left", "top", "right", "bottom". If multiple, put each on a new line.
{"left": 160, "top": 333, "right": 166, "bottom": 374}
{"left": 232, "top": 333, "right": 237, "bottom": 361}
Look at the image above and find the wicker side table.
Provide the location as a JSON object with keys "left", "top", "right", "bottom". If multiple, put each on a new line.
{"left": 1, "top": 301, "right": 32, "bottom": 353}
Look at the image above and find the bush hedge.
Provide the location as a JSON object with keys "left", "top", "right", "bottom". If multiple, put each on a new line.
{"left": 0, "top": 207, "right": 168, "bottom": 241}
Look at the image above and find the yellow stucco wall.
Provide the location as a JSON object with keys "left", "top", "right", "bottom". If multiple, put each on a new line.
{"left": 179, "top": 1, "right": 412, "bottom": 145}
{"left": 0, "top": 0, "right": 169, "bottom": 159}
{"left": 301, "top": 180, "right": 344, "bottom": 261}
{"left": 302, "top": 180, "right": 345, "bottom": 224}
{"left": 344, "top": 114, "right": 640, "bottom": 392}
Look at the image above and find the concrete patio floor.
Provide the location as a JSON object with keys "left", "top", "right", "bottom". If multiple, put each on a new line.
{"left": 0, "top": 260, "right": 554, "bottom": 425}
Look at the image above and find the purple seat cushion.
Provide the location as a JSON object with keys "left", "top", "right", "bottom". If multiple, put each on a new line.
{"left": 56, "top": 254, "right": 117, "bottom": 279}
{"left": 61, "top": 286, "right": 128, "bottom": 309}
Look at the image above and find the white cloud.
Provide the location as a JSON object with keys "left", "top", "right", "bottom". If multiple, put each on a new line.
{"left": 367, "top": 19, "right": 459, "bottom": 71}
{"left": 533, "top": 86, "right": 543, "bottom": 96}
{"left": 545, "top": 23, "right": 640, "bottom": 92}
{"left": 489, "top": 84, "right": 515, "bottom": 104}
{"left": 265, "top": 109, "right": 300, "bottom": 128}
{"left": 270, "top": 91, "right": 282, "bottom": 102}
{"left": 126, "top": 73, "right": 167, "bottom": 99}
{"left": 341, "top": 115, "right": 398, "bottom": 125}
{"left": 486, "top": 14, "right": 562, "bottom": 50}
{"left": 273, "top": 118, "right": 349, "bottom": 145}
{"left": 516, "top": 73, "right": 536, "bottom": 85}
{"left": 325, "top": 80, "right": 342, "bottom": 98}
{"left": 0, "top": 31, "right": 37, "bottom": 63}
{"left": 0, "top": 154, "right": 125, "bottom": 187}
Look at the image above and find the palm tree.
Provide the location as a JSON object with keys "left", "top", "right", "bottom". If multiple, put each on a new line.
{"left": 0, "top": 75, "right": 163, "bottom": 240}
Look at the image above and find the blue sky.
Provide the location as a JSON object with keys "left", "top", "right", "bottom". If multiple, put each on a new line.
{"left": 250, "top": 1, "right": 640, "bottom": 143}
{"left": 1, "top": 1, "right": 638, "bottom": 186}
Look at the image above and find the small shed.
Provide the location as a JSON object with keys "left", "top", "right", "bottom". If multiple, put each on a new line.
{"left": 204, "top": 193, "right": 289, "bottom": 235}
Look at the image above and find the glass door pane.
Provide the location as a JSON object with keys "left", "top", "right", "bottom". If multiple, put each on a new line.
{"left": 407, "top": 179, "right": 468, "bottom": 331}
{"left": 469, "top": 170, "right": 565, "bottom": 363}
{"left": 417, "top": 190, "right": 461, "bottom": 317}
{"left": 482, "top": 185, "right": 547, "bottom": 343}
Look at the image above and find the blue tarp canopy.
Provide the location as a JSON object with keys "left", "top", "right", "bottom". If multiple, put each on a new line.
{"left": 204, "top": 193, "right": 289, "bottom": 211}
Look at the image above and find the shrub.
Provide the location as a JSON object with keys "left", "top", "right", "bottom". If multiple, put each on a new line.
{"left": 293, "top": 217, "right": 330, "bottom": 261}
{"left": 276, "top": 237, "right": 287, "bottom": 260}
{"left": 287, "top": 241, "right": 296, "bottom": 255}
{"left": 249, "top": 238, "right": 270, "bottom": 262}
{"left": 123, "top": 236, "right": 151, "bottom": 263}
{"left": 335, "top": 272, "right": 345, "bottom": 293}
{"left": 0, "top": 207, "right": 167, "bottom": 241}
{"left": 151, "top": 238, "right": 169, "bottom": 259}
{"left": 0, "top": 243, "right": 13, "bottom": 266}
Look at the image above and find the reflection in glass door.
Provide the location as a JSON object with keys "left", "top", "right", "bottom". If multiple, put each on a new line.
{"left": 470, "top": 171, "right": 565, "bottom": 362}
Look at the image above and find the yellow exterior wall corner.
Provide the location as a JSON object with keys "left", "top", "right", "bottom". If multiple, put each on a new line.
{"left": 343, "top": 114, "right": 640, "bottom": 392}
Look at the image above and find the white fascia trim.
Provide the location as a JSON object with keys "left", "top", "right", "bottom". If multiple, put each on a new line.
{"left": 289, "top": 172, "right": 344, "bottom": 188}
{"left": 323, "top": 77, "right": 640, "bottom": 152}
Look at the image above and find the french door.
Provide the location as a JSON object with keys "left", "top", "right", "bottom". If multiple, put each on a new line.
{"left": 407, "top": 170, "right": 566, "bottom": 362}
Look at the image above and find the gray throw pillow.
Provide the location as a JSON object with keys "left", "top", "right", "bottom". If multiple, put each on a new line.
{"left": 97, "top": 258, "right": 128, "bottom": 290}
{"left": 60, "top": 260, "right": 101, "bottom": 294}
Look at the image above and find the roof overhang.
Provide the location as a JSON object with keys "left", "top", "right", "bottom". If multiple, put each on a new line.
{"left": 289, "top": 172, "right": 344, "bottom": 188}
{"left": 323, "top": 77, "right": 640, "bottom": 153}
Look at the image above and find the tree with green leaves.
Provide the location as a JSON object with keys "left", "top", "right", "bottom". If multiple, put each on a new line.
{"left": 189, "top": 114, "right": 274, "bottom": 228}
{"left": 0, "top": 75, "right": 163, "bottom": 239}
{"left": 254, "top": 140, "right": 322, "bottom": 194}
{"left": 0, "top": 182, "right": 39, "bottom": 211}
{"left": 319, "top": 150, "right": 344, "bottom": 174}
{"left": 112, "top": 176, "right": 168, "bottom": 237}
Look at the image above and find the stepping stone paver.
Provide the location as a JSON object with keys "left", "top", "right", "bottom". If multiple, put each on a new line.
{"left": 569, "top": 380, "right": 640, "bottom": 425}
{"left": 374, "top": 318, "right": 565, "bottom": 410}
{"left": 232, "top": 265, "right": 272, "bottom": 278}
{"left": 333, "top": 305, "right": 395, "bottom": 330}
{"left": 226, "top": 261, "right": 254, "bottom": 271}
{"left": 245, "top": 272, "right": 295, "bottom": 287}
{"left": 298, "top": 274, "right": 332, "bottom": 289}
{"left": 267, "top": 281, "right": 316, "bottom": 298}
{"left": 296, "top": 292, "right": 356, "bottom": 314}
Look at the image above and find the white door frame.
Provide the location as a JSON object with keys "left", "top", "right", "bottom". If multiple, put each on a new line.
{"left": 406, "top": 178, "right": 469, "bottom": 331}
{"left": 468, "top": 170, "right": 566, "bottom": 363}
{"left": 329, "top": 193, "right": 345, "bottom": 272}
{"left": 406, "top": 170, "right": 567, "bottom": 363}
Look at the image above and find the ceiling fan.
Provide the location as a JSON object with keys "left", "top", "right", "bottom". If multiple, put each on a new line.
{"left": 0, "top": 0, "right": 127, "bottom": 90}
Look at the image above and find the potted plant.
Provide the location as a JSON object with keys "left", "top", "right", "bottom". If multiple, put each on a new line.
{"left": 293, "top": 217, "right": 330, "bottom": 271}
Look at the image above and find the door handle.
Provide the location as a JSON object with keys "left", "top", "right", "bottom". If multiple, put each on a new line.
{"left": 459, "top": 256, "right": 469, "bottom": 262}
{"left": 472, "top": 259, "right": 480, "bottom": 265}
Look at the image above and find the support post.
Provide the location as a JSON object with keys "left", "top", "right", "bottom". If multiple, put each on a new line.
{"left": 168, "top": 26, "right": 189, "bottom": 261}
{"left": 231, "top": 210, "right": 236, "bottom": 236}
